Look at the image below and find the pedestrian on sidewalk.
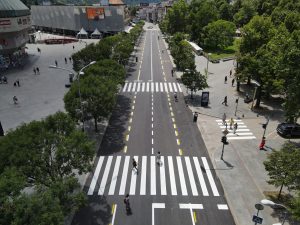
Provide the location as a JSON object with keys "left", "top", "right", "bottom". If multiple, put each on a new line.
{"left": 171, "top": 69, "right": 174, "bottom": 77}
{"left": 65, "top": 57, "right": 67, "bottom": 64}
{"left": 229, "top": 69, "right": 232, "bottom": 77}
{"left": 36, "top": 67, "right": 40, "bottom": 74}
{"left": 69, "top": 57, "right": 72, "bottom": 62}
{"left": 13, "top": 96, "right": 18, "bottom": 104}
{"left": 222, "top": 96, "right": 228, "bottom": 106}
{"left": 161, "top": 49, "right": 164, "bottom": 54}
{"left": 224, "top": 76, "right": 228, "bottom": 83}
{"left": 222, "top": 113, "right": 227, "bottom": 125}
{"left": 13, "top": 81, "right": 17, "bottom": 87}
{"left": 259, "top": 137, "right": 266, "bottom": 150}
{"left": 37, "top": 47, "right": 41, "bottom": 53}
{"left": 233, "top": 122, "right": 238, "bottom": 134}
{"left": 72, "top": 45, "right": 75, "bottom": 50}
{"left": 229, "top": 118, "right": 234, "bottom": 129}
{"left": 33, "top": 67, "right": 36, "bottom": 75}
{"left": 55, "top": 60, "right": 58, "bottom": 67}
{"left": 132, "top": 158, "right": 138, "bottom": 174}
{"left": 16, "top": 79, "right": 20, "bottom": 87}
{"left": 232, "top": 78, "right": 235, "bottom": 86}
{"left": 193, "top": 112, "right": 198, "bottom": 122}
{"left": 156, "top": 151, "right": 161, "bottom": 166}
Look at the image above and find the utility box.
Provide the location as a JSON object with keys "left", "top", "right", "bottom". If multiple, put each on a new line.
{"left": 201, "top": 91, "right": 209, "bottom": 107}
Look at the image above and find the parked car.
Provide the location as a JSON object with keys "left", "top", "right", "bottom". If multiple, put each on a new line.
{"left": 277, "top": 123, "right": 300, "bottom": 138}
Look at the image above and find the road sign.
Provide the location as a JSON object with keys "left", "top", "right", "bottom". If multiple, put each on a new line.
{"left": 252, "top": 215, "right": 263, "bottom": 224}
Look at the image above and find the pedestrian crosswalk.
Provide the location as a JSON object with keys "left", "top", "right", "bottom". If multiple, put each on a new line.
{"left": 216, "top": 119, "right": 256, "bottom": 140}
{"left": 87, "top": 155, "right": 219, "bottom": 197}
{"left": 122, "top": 82, "right": 182, "bottom": 93}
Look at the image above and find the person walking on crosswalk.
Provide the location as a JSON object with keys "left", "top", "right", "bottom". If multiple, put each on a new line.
{"left": 229, "top": 118, "right": 234, "bottom": 129}
{"left": 222, "top": 113, "right": 227, "bottom": 125}
{"left": 132, "top": 158, "right": 138, "bottom": 174}
{"left": 233, "top": 122, "right": 238, "bottom": 134}
{"left": 156, "top": 151, "right": 161, "bottom": 166}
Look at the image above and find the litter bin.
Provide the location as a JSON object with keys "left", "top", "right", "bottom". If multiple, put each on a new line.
{"left": 193, "top": 112, "right": 198, "bottom": 122}
{"left": 201, "top": 91, "right": 209, "bottom": 107}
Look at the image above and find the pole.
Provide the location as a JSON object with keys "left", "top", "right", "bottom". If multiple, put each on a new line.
{"left": 251, "top": 86, "right": 258, "bottom": 110}
{"left": 77, "top": 72, "right": 84, "bottom": 132}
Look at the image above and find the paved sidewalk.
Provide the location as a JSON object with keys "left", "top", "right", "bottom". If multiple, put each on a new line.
{"left": 161, "top": 33, "right": 299, "bottom": 225}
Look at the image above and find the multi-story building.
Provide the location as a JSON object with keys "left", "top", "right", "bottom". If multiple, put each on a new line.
{"left": 0, "top": 0, "right": 31, "bottom": 68}
{"left": 137, "top": 0, "right": 173, "bottom": 23}
{"left": 31, "top": 0, "right": 130, "bottom": 37}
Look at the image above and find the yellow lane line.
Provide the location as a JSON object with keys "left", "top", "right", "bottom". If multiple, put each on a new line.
{"left": 176, "top": 139, "right": 180, "bottom": 145}
{"left": 173, "top": 124, "right": 177, "bottom": 129}
{"left": 126, "top": 134, "right": 129, "bottom": 141}
{"left": 123, "top": 146, "right": 127, "bottom": 153}
{"left": 128, "top": 126, "right": 131, "bottom": 132}
{"left": 193, "top": 211, "right": 197, "bottom": 223}
{"left": 179, "top": 149, "right": 183, "bottom": 155}
{"left": 175, "top": 130, "right": 178, "bottom": 136}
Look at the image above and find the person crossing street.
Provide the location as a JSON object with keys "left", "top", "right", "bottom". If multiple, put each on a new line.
{"left": 132, "top": 158, "right": 138, "bottom": 174}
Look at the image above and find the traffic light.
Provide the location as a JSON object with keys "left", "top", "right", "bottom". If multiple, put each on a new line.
{"left": 221, "top": 136, "right": 227, "bottom": 144}
{"left": 262, "top": 124, "right": 267, "bottom": 129}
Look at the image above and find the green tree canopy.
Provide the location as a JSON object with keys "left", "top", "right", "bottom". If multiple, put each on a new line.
{"left": 165, "top": 0, "right": 189, "bottom": 34}
{"left": 264, "top": 142, "right": 300, "bottom": 198}
{"left": 202, "top": 19, "right": 236, "bottom": 50}
{"left": 181, "top": 69, "right": 208, "bottom": 98}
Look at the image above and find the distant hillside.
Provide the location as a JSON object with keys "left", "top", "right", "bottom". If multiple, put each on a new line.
{"left": 21, "top": 0, "right": 161, "bottom": 6}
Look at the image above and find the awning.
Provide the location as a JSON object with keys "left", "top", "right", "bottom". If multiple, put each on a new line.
{"left": 91, "top": 28, "right": 101, "bottom": 35}
{"left": 124, "top": 26, "right": 134, "bottom": 34}
{"left": 77, "top": 27, "right": 88, "bottom": 35}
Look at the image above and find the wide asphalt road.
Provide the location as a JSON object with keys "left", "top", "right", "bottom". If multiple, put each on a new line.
{"left": 71, "top": 23, "right": 235, "bottom": 225}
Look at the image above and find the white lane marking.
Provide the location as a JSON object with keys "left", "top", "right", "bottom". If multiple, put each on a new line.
{"left": 177, "top": 83, "right": 182, "bottom": 92}
{"left": 129, "top": 156, "right": 139, "bottom": 195}
{"left": 227, "top": 136, "right": 256, "bottom": 140}
{"left": 217, "top": 122, "right": 245, "bottom": 125}
{"left": 168, "top": 82, "right": 173, "bottom": 92}
{"left": 151, "top": 30, "right": 153, "bottom": 81}
{"left": 179, "top": 203, "right": 204, "bottom": 209}
{"left": 160, "top": 82, "right": 164, "bottom": 92}
{"left": 146, "top": 82, "right": 150, "bottom": 92}
{"left": 219, "top": 125, "right": 247, "bottom": 128}
{"left": 156, "top": 82, "right": 159, "bottom": 92}
{"left": 164, "top": 83, "right": 168, "bottom": 93}
{"left": 227, "top": 132, "right": 253, "bottom": 136}
{"left": 151, "top": 156, "right": 156, "bottom": 195}
{"left": 88, "top": 156, "right": 104, "bottom": 195}
{"left": 151, "top": 82, "right": 154, "bottom": 92}
{"left": 98, "top": 156, "right": 113, "bottom": 195}
{"left": 119, "top": 156, "right": 130, "bottom": 195}
{"left": 108, "top": 156, "right": 121, "bottom": 195}
{"left": 168, "top": 156, "right": 177, "bottom": 195}
{"left": 193, "top": 157, "right": 209, "bottom": 196}
{"left": 217, "top": 204, "right": 229, "bottom": 210}
{"left": 152, "top": 203, "right": 165, "bottom": 225}
{"left": 201, "top": 157, "right": 219, "bottom": 196}
{"left": 137, "top": 82, "right": 141, "bottom": 92}
{"left": 142, "top": 82, "right": 145, "bottom": 92}
{"left": 122, "top": 83, "right": 128, "bottom": 92}
{"left": 176, "top": 156, "right": 188, "bottom": 196}
{"left": 132, "top": 82, "right": 137, "bottom": 92}
{"left": 222, "top": 129, "right": 250, "bottom": 132}
{"left": 127, "top": 82, "right": 132, "bottom": 92}
{"left": 160, "top": 156, "right": 167, "bottom": 195}
{"left": 185, "top": 157, "right": 198, "bottom": 196}
{"left": 173, "top": 83, "right": 178, "bottom": 92}
{"left": 216, "top": 119, "right": 242, "bottom": 122}
{"left": 140, "top": 156, "right": 147, "bottom": 195}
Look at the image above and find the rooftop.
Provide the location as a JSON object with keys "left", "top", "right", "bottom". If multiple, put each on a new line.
{"left": 0, "top": 0, "right": 30, "bottom": 18}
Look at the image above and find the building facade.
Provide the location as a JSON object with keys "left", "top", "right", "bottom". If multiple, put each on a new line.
{"left": 0, "top": 0, "right": 31, "bottom": 61}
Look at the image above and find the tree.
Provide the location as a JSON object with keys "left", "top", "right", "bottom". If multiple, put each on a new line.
{"left": 233, "top": 0, "right": 257, "bottom": 27}
{"left": 264, "top": 142, "right": 300, "bottom": 199}
{"left": 64, "top": 75, "right": 118, "bottom": 132}
{"left": 290, "top": 192, "right": 300, "bottom": 221}
{"left": 84, "top": 59, "right": 126, "bottom": 85}
{"left": 188, "top": 0, "right": 219, "bottom": 44}
{"left": 0, "top": 112, "right": 95, "bottom": 186}
{"left": 202, "top": 20, "right": 236, "bottom": 50}
{"left": 172, "top": 40, "right": 195, "bottom": 71}
{"left": 165, "top": 0, "right": 189, "bottom": 34}
{"left": 181, "top": 69, "right": 208, "bottom": 98}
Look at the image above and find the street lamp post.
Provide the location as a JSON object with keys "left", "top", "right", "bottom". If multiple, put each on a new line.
{"left": 261, "top": 199, "right": 288, "bottom": 225}
{"left": 49, "top": 61, "right": 96, "bottom": 131}
{"left": 206, "top": 53, "right": 211, "bottom": 76}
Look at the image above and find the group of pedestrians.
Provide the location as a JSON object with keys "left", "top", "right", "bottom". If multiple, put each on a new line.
{"left": 222, "top": 113, "right": 238, "bottom": 134}
{"left": 222, "top": 69, "right": 236, "bottom": 106}
{"left": 33, "top": 67, "right": 40, "bottom": 75}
